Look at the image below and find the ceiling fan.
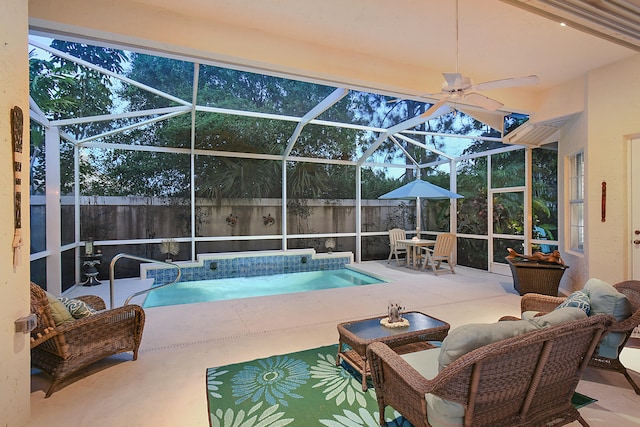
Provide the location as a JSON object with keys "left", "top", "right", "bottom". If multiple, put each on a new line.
{"left": 414, "top": 0, "right": 540, "bottom": 112}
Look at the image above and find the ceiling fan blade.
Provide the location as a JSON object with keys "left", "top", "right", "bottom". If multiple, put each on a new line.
{"left": 419, "top": 99, "right": 451, "bottom": 118}
{"left": 473, "top": 75, "right": 540, "bottom": 91}
{"left": 462, "top": 93, "right": 504, "bottom": 111}
{"left": 387, "top": 92, "right": 445, "bottom": 104}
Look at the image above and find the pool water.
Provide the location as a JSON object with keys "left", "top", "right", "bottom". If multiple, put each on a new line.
{"left": 143, "top": 268, "right": 385, "bottom": 308}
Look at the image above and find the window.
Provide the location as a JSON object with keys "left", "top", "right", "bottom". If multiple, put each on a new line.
{"left": 569, "top": 151, "right": 584, "bottom": 251}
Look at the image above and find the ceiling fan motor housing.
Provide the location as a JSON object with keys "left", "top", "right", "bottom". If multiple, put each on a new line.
{"left": 442, "top": 73, "right": 472, "bottom": 93}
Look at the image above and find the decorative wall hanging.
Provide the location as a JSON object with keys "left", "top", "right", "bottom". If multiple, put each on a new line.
{"left": 601, "top": 181, "right": 606, "bottom": 222}
{"left": 160, "top": 238, "right": 180, "bottom": 262}
{"left": 325, "top": 238, "right": 336, "bottom": 253}
{"left": 11, "top": 106, "right": 24, "bottom": 268}
{"left": 263, "top": 213, "right": 275, "bottom": 226}
{"left": 226, "top": 213, "right": 238, "bottom": 227}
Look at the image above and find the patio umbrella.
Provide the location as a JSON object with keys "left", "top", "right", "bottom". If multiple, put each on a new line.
{"left": 378, "top": 179, "right": 463, "bottom": 234}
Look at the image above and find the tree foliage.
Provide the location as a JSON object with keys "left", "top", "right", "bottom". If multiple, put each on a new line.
{"left": 28, "top": 40, "right": 558, "bottom": 263}
{"left": 29, "top": 41, "right": 129, "bottom": 195}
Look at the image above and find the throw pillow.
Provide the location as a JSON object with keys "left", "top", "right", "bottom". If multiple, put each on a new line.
{"left": 58, "top": 297, "right": 97, "bottom": 319}
{"left": 583, "top": 278, "right": 632, "bottom": 358}
{"left": 45, "top": 291, "right": 74, "bottom": 326}
{"left": 555, "top": 290, "right": 591, "bottom": 315}
{"left": 584, "top": 278, "right": 631, "bottom": 320}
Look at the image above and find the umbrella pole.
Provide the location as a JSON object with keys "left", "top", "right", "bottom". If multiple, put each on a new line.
{"left": 416, "top": 197, "right": 421, "bottom": 238}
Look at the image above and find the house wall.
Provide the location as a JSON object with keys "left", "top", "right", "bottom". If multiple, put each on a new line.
{"left": 557, "top": 107, "right": 589, "bottom": 292}
{"left": 586, "top": 55, "right": 640, "bottom": 282}
{"left": 0, "top": 1, "right": 31, "bottom": 425}
{"left": 555, "top": 55, "right": 640, "bottom": 292}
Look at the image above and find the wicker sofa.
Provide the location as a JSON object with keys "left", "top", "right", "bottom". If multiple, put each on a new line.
{"left": 30, "top": 282, "right": 145, "bottom": 397}
{"left": 520, "top": 278, "right": 640, "bottom": 394}
{"left": 367, "top": 309, "right": 613, "bottom": 427}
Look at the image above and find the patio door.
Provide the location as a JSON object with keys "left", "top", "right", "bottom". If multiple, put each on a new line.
{"left": 485, "top": 149, "right": 528, "bottom": 275}
{"left": 632, "top": 137, "right": 640, "bottom": 280}
{"left": 490, "top": 189, "right": 525, "bottom": 275}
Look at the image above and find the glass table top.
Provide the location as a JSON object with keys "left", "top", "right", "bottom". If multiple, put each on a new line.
{"left": 341, "top": 312, "right": 447, "bottom": 340}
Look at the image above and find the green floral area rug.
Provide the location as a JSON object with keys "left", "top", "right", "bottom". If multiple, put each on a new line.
{"left": 206, "top": 344, "right": 596, "bottom": 427}
{"left": 206, "top": 344, "right": 405, "bottom": 427}
{"left": 571, "top": 392, "right": 597, "bottom": 409}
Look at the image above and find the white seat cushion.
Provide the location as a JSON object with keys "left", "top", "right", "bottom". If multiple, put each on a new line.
{"left": 401, "top": 347, "right": 440, "bottom": 380}
{"left": 401, "top": 348, "right": 464, "bottom": 427}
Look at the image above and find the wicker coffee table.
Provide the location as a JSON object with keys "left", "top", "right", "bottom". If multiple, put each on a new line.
{"left": 336, "top": 311, "right": 450, "bottom": 390}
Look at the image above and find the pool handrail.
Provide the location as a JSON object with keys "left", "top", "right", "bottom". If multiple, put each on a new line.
{"left": 109, "top": 253, "right": 181, "bottom": 308}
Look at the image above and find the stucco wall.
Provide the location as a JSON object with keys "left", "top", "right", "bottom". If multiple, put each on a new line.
{"left": 0, "top": 0, "right": 31, "bottom": 425}
{"left": 556, "top": 55, "right": 640, "bottom": 293}
{"left": 557, "top": 109, "right": 589, "bottom": 293}
{"left": 586, "top": 55, "right": 640, "bottom": 282}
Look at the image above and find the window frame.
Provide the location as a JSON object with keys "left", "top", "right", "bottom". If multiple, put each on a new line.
{"left": 568, "top": 150, "right": 584, "bottom": 252}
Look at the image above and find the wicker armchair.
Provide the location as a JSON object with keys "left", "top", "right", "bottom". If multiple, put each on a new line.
{"left": 30, "top": 282, "right": 145, "bottom": 397}
{"left": 367, "top": 314, "right": 613, "bottom": 427}
{"left": 520, "top": 280, "right": 640, "bottom": 394}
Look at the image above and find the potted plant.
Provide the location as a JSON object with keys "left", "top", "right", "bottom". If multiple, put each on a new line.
{"left": 160, "top": 238, "right": 180, "bottom": 262}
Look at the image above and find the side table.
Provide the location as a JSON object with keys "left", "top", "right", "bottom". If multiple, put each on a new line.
{"left": 336, "top": 311, "right": 449, "bottom": 390}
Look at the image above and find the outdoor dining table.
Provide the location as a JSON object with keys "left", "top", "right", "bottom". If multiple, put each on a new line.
{"left": 397, "top": 238, "right": 436, "bottom": 269}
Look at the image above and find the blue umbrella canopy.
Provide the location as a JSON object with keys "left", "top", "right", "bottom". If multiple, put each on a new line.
{"left": 379, "top": 179, "right": 463, "bottom": 234}
{"left": 378, "top": 179, "right": 463, "bottom": 200}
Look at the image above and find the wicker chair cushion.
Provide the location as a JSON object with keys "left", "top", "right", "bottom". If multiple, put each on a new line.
{"left": 527, "top": 306, "right": 587, "bottom": 328}
{"left": 438, "top": 320, "right": 536, "bottom": 371}
{"left": 425, "top": 393, "right": 466, "bottom": 427}
{"left": 45, "top": 291, "right": 74, "bottom": 325}
{"left": 584, "top": 278, "right": 631, "bottom": 320}
{"left": 401, "top": 348, "right": 466, "bottom": 427}
{"left": 584, "top": 278, "right": 632, "bottom": 357}
{"left": 556, "top": 290, "right": 591, "bottom": 314}
{"left": 401, "top": 347, "right": 440, "bottom": 379}
{"left": 437, "top": 308, "right": 586, "bottom": 372}
{"left": 59, "top": 297, "right": 97, "bottom": 319}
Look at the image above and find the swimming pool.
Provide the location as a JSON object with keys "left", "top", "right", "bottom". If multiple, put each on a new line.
{"left": 142, "top": 268, "right": 385, "bottom": 308}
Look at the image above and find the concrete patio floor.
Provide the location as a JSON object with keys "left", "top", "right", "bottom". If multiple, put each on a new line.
{"left": 27, "top": 261, "right": 640, "bottom": 426}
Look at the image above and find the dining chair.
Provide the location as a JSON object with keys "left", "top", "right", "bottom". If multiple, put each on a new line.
{"left": 421, "top": 233, "right": 456, "bottom": 275}
{"left": 387, "top": 228, "right": 407, "bottom": 265}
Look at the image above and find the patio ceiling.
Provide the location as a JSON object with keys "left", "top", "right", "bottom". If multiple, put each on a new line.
{"left": 29, "top": 0, "right": 639, "bottom": 117}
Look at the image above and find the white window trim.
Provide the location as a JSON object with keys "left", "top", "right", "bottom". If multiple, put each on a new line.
{"left": 568, "top": 150, "right": 584, "bottom": 252}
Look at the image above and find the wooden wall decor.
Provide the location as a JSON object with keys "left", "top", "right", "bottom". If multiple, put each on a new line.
{"left": 601, "top": 181, "right": 607, "bottom": 222}
{"left": 11, "top": 106, "right": 24, "bottom": 267}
